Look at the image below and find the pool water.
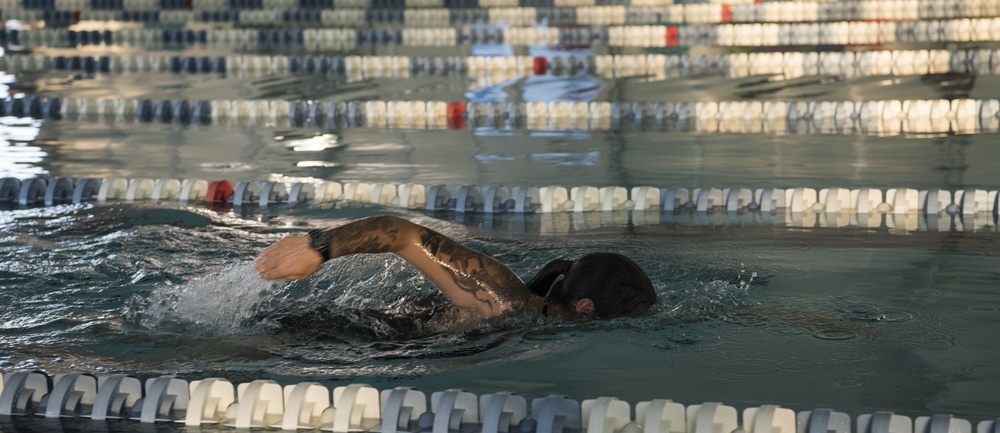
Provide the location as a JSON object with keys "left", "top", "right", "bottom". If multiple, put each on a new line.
{"left": 3, "top": 7, "right": 1000, "bottom": 431}
{"left": 2, "top": 202, "right": 999, "bottom": 424}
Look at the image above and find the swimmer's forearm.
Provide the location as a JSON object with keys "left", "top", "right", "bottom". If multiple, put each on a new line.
{"left": 308, "top": 215, "right": 414, "bottom": 260}
{"left": 308, "top": 216, "right": 529, "bottom": 317}
{"left": 256, "top": 216, "right": 417, "bottom": 282}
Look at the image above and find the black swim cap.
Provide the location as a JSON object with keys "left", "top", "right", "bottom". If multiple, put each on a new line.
{"left": 526, "top": 253, "right": 656, "bottom": 318}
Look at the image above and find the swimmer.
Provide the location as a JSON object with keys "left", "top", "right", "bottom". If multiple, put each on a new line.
{"left": 255, "top": 216, "right": 656, "bottom": 319}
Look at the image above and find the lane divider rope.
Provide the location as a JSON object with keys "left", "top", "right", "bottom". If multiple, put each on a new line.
{"left": 0, "top": 369, "right": 990, "bottom": 431}
{"left": 4, "top": 176, "right": 999, "bottom": 218}
{"left": 2, "top": 96, "right": 998, "bottom": 135}
{"left": 3, "top": 1, "right": 1000, "bottom": 26}
{"left": 3, "top": 178, "right": 997, "bottom": 233}
{"left": 0, "top": 0, "right": 758, "bottom": 11}
{"left": 6, "top": 18, "right": 1000, "bottom": 49}
{"left": 4, "top": 48, "right": 1000, "bottom": 80}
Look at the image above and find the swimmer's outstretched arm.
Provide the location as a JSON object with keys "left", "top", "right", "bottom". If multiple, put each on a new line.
{"left": 254, "top": 216, "right": 532, "bottom": 318}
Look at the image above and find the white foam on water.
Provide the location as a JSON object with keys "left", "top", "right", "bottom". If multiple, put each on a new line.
{"left": 137, "top": 262, "right": 279, "bottom": 335}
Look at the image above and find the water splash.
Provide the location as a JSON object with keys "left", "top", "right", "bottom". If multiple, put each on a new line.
{"left": 133, "top": 262, "right": 280, "bottom": 335}
{"left": 651, "top": 261, "right": 761, "bottom": 323}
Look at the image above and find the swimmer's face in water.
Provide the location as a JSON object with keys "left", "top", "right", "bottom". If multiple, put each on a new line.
{"left": 526, "top": 253, "right": 657, "bottom": 319}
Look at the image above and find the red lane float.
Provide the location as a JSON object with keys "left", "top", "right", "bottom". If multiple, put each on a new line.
{"left": 206, "top": 180, "right": 234, "bottom": 204}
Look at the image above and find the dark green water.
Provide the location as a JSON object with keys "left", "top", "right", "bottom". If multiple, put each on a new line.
{"left": 2, "top": 202, "right": 999, "bottom": 430}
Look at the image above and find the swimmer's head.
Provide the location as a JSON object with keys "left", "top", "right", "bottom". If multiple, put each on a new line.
{"left": 526, "top": 253, "right": 656, "bottom": 318}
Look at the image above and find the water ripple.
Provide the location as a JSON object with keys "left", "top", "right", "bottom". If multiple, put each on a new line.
{"left": 714, "top": 358, "right": 781, "bottom": 381}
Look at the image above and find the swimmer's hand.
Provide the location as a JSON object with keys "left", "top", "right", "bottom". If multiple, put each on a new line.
{"left": 254, "top": 235, "right": 324, "bottom": 280}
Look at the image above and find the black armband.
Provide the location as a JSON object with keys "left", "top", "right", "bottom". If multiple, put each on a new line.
{"left": 307, "top": 228, "right": 332, "bottom": 261}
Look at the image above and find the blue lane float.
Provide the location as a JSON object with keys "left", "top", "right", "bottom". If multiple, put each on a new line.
{"left": 0, "top": 371, "right": 50, "bottom": 416}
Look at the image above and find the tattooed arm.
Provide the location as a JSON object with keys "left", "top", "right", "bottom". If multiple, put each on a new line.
{"left": 254, "top": 216, "right": 532, "bottom": 318}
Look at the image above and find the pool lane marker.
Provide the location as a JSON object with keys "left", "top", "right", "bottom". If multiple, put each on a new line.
{"left": 2, "top": 0, "right": 990, "bottom": 11}
{"left": 0, "top": 369, "right": 988, "bottom": 433}
{"left": 2, "top": 95, "right": 998, "bottom": 135}
{"left": 3, "top": 1, "right": 1000, "bottom": 26}
{"left": 4, "top": 177, "right": 999, "bottom": 221}
{"left": 4, "top": 48, "right": 999, "bottom": 80}
{"left": 7, "top": 17, "right": 1000, "bottom": 49}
